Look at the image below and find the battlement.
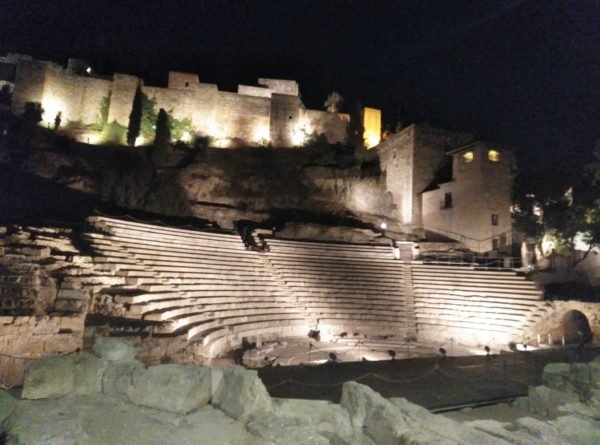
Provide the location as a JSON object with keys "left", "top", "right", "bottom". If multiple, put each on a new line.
{"left": 7, "top": 54, "right": 345, "bottom": 148}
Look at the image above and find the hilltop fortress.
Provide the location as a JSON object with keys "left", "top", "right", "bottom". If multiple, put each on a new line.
{"left": 2, "top": 53, "right": 348, "bottom": 147}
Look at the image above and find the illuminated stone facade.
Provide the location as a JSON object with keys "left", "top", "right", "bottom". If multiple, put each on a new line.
{"left": 421, "top": 141, "right": 513, "bottom": 253}
{"left": 4, "top": 54, "right": 347, "bottom": 148}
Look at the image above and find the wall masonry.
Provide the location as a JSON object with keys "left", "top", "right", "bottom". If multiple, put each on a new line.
{"left": 9, "top": 55, "right": 346, "bottom": 147}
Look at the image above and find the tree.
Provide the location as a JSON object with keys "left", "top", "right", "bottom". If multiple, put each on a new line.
{"left": 22, "top": 101, "right": 44, "bottom": 125}
{"left": 127, "top": 86, "right": 143, "bottom": 146}
{"left": 0, "top": 85, "right": 11, "bottom": 106}
{"left": 513, "top": 143, "right": 600, "bottom": 266}
{"left": 150, "top": 108, "right": 171, "bottom": 166}
{"left": 324, "top": 91, "right": 343, "bottom": 113}
{"left": 346, "top": 101, "right": 364, "bottom": 150}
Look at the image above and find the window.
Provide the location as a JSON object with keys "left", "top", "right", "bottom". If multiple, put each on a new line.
{"left": 488, "top": 149, "right": 500, "bottom": 162}
{"left": 185, "top": 81, "right": 189, "bottom": 87}
{"left": 462, "top": 151, "right": 474, "bottom": 163}
{"left": 492, "top": 238, "right": 499, "bottom": 250}
{"left": 443, "top": 192, "right": 453, "bottom": 209}
{"left": 491, "top": 214, "right": 498, "bottom": 225}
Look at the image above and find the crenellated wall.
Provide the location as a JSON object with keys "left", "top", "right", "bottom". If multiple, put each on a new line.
{"left": 9, "top": 55, "right": 347, "bottom": 147}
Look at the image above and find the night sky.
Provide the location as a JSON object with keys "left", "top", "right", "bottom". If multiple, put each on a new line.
{"left": 1, "top": 0, "right": 599, "bottom": 192}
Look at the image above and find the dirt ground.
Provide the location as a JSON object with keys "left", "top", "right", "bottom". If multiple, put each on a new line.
{"left": 258, "top": 344, "right": 600, "bottom": 410}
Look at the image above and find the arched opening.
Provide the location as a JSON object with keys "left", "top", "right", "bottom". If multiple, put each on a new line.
{"left": 562, "top": 310, "right": 593, "bottom": 344}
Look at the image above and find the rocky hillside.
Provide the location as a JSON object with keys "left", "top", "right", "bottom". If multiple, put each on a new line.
{"left": 0, "top": 131, "right": 391, "bottom": 231}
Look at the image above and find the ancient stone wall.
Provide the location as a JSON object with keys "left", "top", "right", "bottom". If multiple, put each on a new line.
{"left": 214, "top": 91, "right": 271, "bottom": 147}
{"left": 302, "top": 109, "right": 346, "bottom": 144}
{"left": 269, "top": 94, "right": 301, "bottom": 147}
{"left": 9, "top": 55, "right": 346, "bottom": 147}
{"left": 167, "top": 71, "right": 201, "bottom": 89}
{"left": 106, "top": 73, "right": 139, "bottom": 127}
{"left": 237, "top": 84, "right": 272, "bottom": 98}
{"left": 0, "top": 225, "right": 92, "bottom": 385}
{"left": 525, "top": 301, "right": 600, "bottom": 346}
{"left": 257, "top": 78, "right": 299, "bottom": 96}
{"left": 10, "top": 61, "right": 47, "bottom": 115}
{"left": 42, "top": 69, "right": 112, "bottom": 126}
{"left": 376, "top": 125, "right": 415, "bottom": 229}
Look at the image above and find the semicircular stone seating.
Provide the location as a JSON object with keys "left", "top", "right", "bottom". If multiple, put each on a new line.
{"left": 410, "top": 263, "right": 547, "bottom": 346}
{"left": 83, "top": 216, "right": 547, "bottom": 358}
{"left": 85, "top": 216, "right": 306, "bottom": 358}
{"left": 262, "top": 237, "right": 416, "bottom": 341}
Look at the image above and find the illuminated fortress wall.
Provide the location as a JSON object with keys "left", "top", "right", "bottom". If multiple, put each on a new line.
{"left": 9, "top": 56, "right": 347, "bottom": 148}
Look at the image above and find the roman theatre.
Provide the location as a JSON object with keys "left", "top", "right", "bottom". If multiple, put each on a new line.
{"left": 0, "top": 55, "right": 598, "bottom": 386}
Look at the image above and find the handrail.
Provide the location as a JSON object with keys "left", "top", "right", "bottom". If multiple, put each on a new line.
{"left": 424, "top": 226, "right": 512, "bottom": 244}
{"left": 416, "top": 252, "right": 523, "bottom": 270}
{"left": 423, "top": 226, "right": 513, "bottom": 254}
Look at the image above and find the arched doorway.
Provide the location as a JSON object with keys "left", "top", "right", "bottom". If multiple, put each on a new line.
{"left": 562, "top": 310, "right": 593, "bottom": 344}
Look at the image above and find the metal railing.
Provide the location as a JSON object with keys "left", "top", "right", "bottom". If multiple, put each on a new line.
{"left": 424, "top": 226, "right": 513, "bottom": 254}
{"left": 416, "top": 252, "right": 523, "bottom": 270}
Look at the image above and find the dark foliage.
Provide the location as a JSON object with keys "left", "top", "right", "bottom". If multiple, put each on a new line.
{"left": 127, "top": 86, "right": 143, "bottom": 146}
{"left": 22, "top": 101, "right": 44, "bottom": 125}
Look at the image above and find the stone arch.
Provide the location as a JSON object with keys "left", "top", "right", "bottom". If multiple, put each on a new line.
{"left": 562, "top": 310, "right": 593, "bottom": 344}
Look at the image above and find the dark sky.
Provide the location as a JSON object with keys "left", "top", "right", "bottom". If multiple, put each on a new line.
{"left": 1, "top": 0, "right": 599, "bottom": 191}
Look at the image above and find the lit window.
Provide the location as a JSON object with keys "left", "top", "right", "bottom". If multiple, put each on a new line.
{"left": 462, "top": 151, "right": 474, "bottom": 163}
{"left": 488, "top": 149, "right": 500, "bottom": 162}
{"left": 491, "top": 214, "right": 498, "bottom": 226}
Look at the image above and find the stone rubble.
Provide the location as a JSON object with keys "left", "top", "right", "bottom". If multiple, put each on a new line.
{"left": 2, "top": 338, "right": 600, "bottom": 444}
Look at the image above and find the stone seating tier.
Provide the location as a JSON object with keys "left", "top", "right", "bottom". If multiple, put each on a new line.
{"left": 185, "top": 314, "right": 309, "bottom": 343}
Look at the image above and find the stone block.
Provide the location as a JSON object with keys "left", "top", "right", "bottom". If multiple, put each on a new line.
{"left": 212, "top": 366, "right": 272, "bottom": 424}
{"left": 558, "top": 402, "right": 600, "bottom": 421}
{"left": 43, "top": 334, "right": 81, "bottom": 353}
{"left": 56, "top": 288, "right": 87, "bottom": 300}
{"left": 272, "top": 398, "right": 353, "bottom": 442}
{"left": 22, "top": 356, "right": 75, "bottom": 399}
{"left": 127, "top": 364, "right": 212, "bottom": 414}
{"left": 246, "top": 413, "right": 331, "bottom": 445}
{"left": 466, "top": 419, "right": 539, "bottom": 445}
{"left": 92, "top": 337, "right": 137, "bottom": 362}
{"left": 515, "top": 417, "right": 561, "bottom": 443}
{"left": 527, "top": 385, "right": 579, "bottom": 418}
{"left": 0, "top": 390, "right": 18, "bottom": 423}
{"left": 589, "top": 359, "right": 600, "bottom": 389}
{"left": 101, "top": 360, "right": 145, "bottom": 400}
{"left": 54, "top": 299, "right": 84, "bottom": 312}
{"left": 72, "top": 353, "right": 106, "bottom": 395}
{"left": 568, "top": 363, "right": 591, "bottom": 398}
{"left": 341, "top": 382, "right": 412, "bottom": 445}
{"left": 211, "top": 367, "right": 223, "bottom": 399}
{"left": 542, "top": 362, "right": 570, "bottom": 391}
{"left": 552, "top": 414, "right": 600, "bottom": 445}
{"left": 527, "top": 385, "right": 551, "bottom": 417}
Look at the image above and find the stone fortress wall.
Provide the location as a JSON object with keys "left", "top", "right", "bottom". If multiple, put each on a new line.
{"left": 4, "top": 54, "right": 347, "bottom": 147}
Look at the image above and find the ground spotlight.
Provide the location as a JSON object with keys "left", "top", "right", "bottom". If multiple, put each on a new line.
{"left": 388, "top": 350, "right": 396, "bottom": 360}
{"left": 484, "top": 346, "right": 490, "bottom": 356}
{"left": 329, "top": 352, "right": 337, "bottom": 362}
{"left": 439, "top": 347, "right": 447, "bottom": 359}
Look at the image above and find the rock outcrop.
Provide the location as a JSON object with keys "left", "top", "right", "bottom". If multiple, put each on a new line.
{"left": 3, "top": 339, "right": 600, "bottom": 444}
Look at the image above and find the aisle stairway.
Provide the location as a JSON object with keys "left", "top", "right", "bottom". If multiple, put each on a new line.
{"left": 262, "top": 237, "right": 414, "bottom": 339}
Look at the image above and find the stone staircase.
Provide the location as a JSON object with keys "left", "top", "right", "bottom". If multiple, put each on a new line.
{"left": 262, "top": 237, "right": 414, "bottom": 339}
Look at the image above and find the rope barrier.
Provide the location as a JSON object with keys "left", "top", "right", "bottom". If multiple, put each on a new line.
{"left": 267, "top": 364, "right": 440, "bottom": 389}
